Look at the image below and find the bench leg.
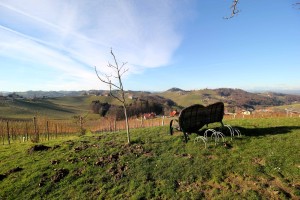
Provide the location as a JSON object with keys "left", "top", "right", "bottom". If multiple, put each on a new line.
{"left": 220, "top": 121, "right": 224, "bottom": 129}
{"left": 170, "top": 120, "right": 174, "bottom": 135}
{"left": 183, "top": 132, "right": 188, "bottom": 143}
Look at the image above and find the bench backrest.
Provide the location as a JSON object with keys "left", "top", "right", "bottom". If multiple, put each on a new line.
{"left": 178, "top": 102, "right": 224, "bottom": 133}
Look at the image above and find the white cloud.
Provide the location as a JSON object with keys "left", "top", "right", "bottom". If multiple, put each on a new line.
{"left": 0, "top": 0, "right": 189, "bottom": 91}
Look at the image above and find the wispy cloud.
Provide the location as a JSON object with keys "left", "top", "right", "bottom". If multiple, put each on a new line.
{"left": 0, "top": 0, "right": 189, "bottom": 91}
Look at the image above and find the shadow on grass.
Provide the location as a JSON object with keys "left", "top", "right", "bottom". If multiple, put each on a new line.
{"left": 221, "top": 126, "right": 300, "bottom": 137}
{"left": 15, "top": 99, "right": 76, "bottom": 114}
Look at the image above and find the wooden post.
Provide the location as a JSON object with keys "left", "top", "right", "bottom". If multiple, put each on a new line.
{"left": 109, "top": 120, "right": 112, "bottom": 132}
{"left": 46, "top": 121, "right": 49, "bottom": 141}
{"left": 7, "top": 121, "right": 10, "bottom": 145}
{"left": 11, "top": 126, "right": 15, "bottom": 141}
{"left": 1, "top": 124, "right": 4, "bottom": 145}
{"left": 100, "top": 120, "right": 102, "bottom": 132}
{"left": 25, "top": 123, "right": 29, "bottom": 141}
{"left": 162, "top": 116, "right": 165, "bottom": 126}
{"left": 33, "top": 117, "right": 38, "bottom": 142}
{"left": 2, "top": 126, "right": 4, "bottom": 145}
{"left": 80, "top": 116, "right": 83, "bottom": 132}
{"left": 55, "top": 124, "right": 58, "bottom": 138}
{"left": 114, "top": 119, "right": 116, "bottom": 132}
{"left": 141, "top": 117, "right": 143, "bottom": 128}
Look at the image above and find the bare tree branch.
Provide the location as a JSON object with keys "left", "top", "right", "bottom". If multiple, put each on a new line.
{"left": 224, "top": 0, "right": 240, "bottom": 19}
{"left": 293, "top": 2, "right": 300, "bottom": 9}
{"left": 120, "top": 68, "right": 129, "bottom": 77}
{"left": 94, "top": 66, "right": 121, "bottom": 90}
{"left": 119, "top": 62, "right": 128, "bottom": 72}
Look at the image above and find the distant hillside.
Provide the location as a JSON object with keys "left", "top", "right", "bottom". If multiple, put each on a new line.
{"left": 250, "top": 89, "right": 300, "bottom": 95}
{"left": 1, "top": 88, "right": 299, "bottom": 120}
{"left": 0, "top": 90, "right": 109, "bottom": 99}
{"left": 158, "top": 88, "right": 300, "bottom": 110}
{"left": 0, "top": 91, "right": 178, "bottom": 120}
{"left": 166, "top": 87, "right": 186, "bottom": 92}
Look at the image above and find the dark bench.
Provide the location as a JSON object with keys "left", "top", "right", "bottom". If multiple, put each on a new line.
{"left": 170, "top": 102, "right": 224, "bottom": 142}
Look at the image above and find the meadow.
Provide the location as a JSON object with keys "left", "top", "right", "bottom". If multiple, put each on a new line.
{"left": 0, "top": 117, "right": 299, "bottom": 199}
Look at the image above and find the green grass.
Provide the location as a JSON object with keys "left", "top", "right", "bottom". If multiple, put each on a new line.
{"left": 158, "top": 89, "right": 221, "bottom": 107}
{"left": 272, "top": 103, "right": 300, "bottom": 111}
{"left": 0, "top": 117, "right": 299, "bottom": 199}
{"left": 0, "top": 95, "right": 135, "bottom": 120}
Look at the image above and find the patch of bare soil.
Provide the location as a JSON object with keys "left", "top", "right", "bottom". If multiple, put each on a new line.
{"left": 0, "top": 174, "right": 7, "bottom": 181}
{"left": 50, "top": 160, "right": 60, "bottom": 165}
{"left": 28, "top": 145, "right": 51, "bottom": 153}
{"left": 39, "top": 168, "right": 78, "bottom": 187}
{"left": 7, "top": 166, "right": 23, "bottom": 174}
{"left": 79, "top": 156, "right": 92, "bottom": 163}
{"left": 268, "top": 177, "right": 297, "bottom": 199}
{"left": 73, "top": 142, "right": 100, "bottom": 153}
{"left": 73, "top": 145, "right": 89, "bottom": 152}
{"left": 73, "top": 167, "right": 85, "bottom": 176}
{"left": 252, "top": 157, "right": 266, "bottom": 166}
{"left": 66, "top": 157, "right": 79, "bottom": 164}
{"left": 120, "top": 143, "right": 152, "bottom": 157}
{"left": 107, "top": 164, "right": 128, "bottom": 180}
{"left": 223, "top": 142, "right": 233, "bottom": 149}
{"left": 176, "top": 173, "right": 298, "bottom": 199}
{"left": 105, "top": 141, "right": 119, "bottom": 148}
{"left": 0, "top": 167, "right": 24, "bottom": 181}
{"left": 93, "top": 150, "right": 128, "bottom": 180}
{"left": 94, "top": 153, "right": 120, "bottom": 167}
{"left": 51, "top": 168, "right": 69, "bottom": 183}
{"left": 223, "top": 174, "right": 297, "bottom": 199}
{"left": 39, "top": 173, "right": 48, "bottom": 187}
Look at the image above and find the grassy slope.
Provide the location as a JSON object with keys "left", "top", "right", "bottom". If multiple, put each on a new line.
{"left": 0, "top": 95, "right": 129, "bottom": 120}
{"left": 0, "top": 99, "right": 82, "bottom": 120}
{"left": 158, "top": 90, "right": 220, "bottom": 107}
{"left": 272, "top": 103, "right": 300, "bottom": 111}
{"left": 1, "top": 117, "right": 299, "bottom": 199}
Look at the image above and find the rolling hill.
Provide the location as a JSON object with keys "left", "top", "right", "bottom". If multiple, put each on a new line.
{"left": 158, "top": 88, "right": 300, "bottom": 110}
{"left": 1, "top": 88, "right": 300, "bottom": 120}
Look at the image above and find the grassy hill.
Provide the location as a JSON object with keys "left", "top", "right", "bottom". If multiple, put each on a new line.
{"left": 0, "top": 95, "right": 133, "bottom": 120}
{"left": 0, "top": 92, "right": 175, "bottom": 120}
{"left": 0, "top": 98, "right": 87, "bottom": 120}
{"left": 157, "top": 89, "right": 216, "bottom": 107}
{"left": 1, "top": 117, "right": 299, "bottom": 199}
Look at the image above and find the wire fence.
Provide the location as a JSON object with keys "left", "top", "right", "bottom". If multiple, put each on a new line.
{"left": 0, "top": 116, "right": 171, "bottom": 145}
{"left": 0, "top": 111, "right": 297, "bottom": 145}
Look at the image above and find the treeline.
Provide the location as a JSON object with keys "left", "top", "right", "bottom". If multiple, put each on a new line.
{"left": 90, "top": 96, "right": 177, "bottom": 120}
{"left": 214, "top": 88, "right": 300, "bottom": 109}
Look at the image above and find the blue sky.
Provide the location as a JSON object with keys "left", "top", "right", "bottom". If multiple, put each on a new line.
{"left": 0, "top": 0, "right": 300, "bottom": 92}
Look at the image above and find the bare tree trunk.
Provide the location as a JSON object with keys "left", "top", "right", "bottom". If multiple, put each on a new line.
{"left": 123, "top": 104, "right": 130, "bottom": 143}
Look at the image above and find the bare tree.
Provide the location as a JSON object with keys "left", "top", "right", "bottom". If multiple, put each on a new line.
{"left": 95, "top": 49, "right": 131, "bottom": 144}
{"left": 293, "top": 3, "right": 300, "bottom": 9}
{"left": 225, "top": 0, "right": 299, "bottom": 19}
{"left": 224, "top": 0, "right": 240, "bottom": 19}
